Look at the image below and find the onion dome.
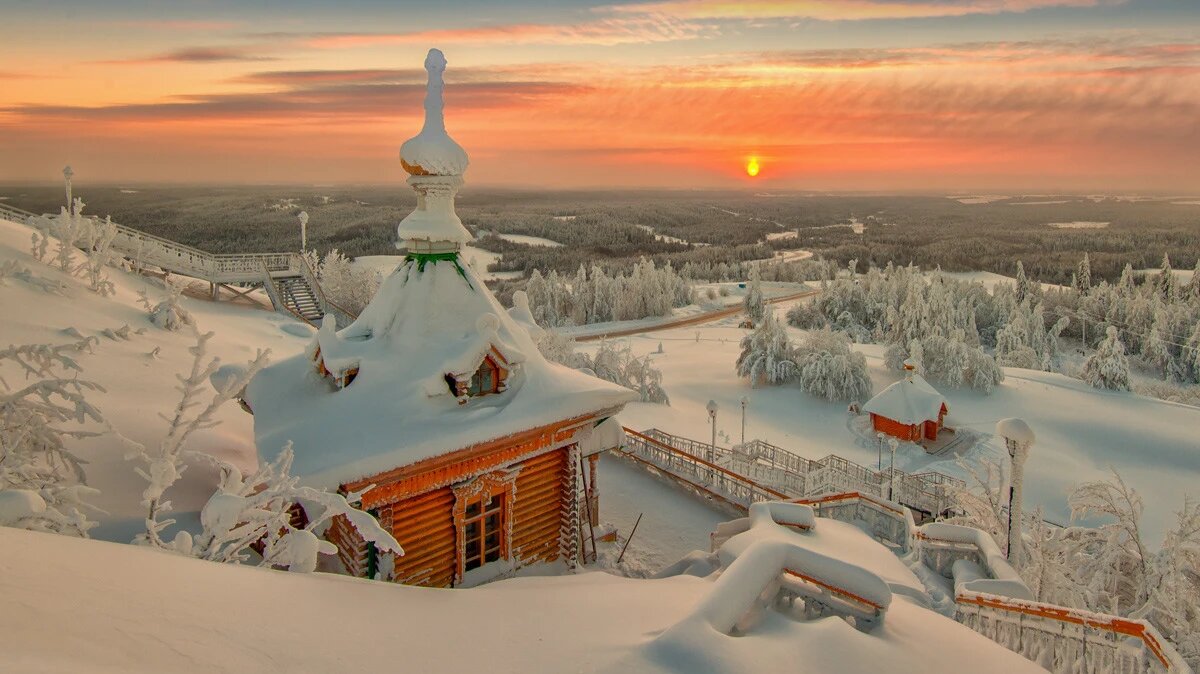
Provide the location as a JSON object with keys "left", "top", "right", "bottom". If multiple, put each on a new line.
{"left": 399, "top": 48, "right": 469, "bottom": 178}
{"left": 396, "top": 48, "right": 473, "bottom": 252}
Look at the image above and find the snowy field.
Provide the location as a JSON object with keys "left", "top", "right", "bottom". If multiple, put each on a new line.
{"left": 1046, "top": 221, "right": 1109, "bottom": 229}
{"left": 497, "top": 233, "right": 562, "bottom": 247}
{"left": 580, "top": 306, "right": 1200, "bottom": 545}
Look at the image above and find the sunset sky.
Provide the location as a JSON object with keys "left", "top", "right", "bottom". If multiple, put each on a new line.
{"left": 2, "top": 0, "right": 1198, "bottom": 191}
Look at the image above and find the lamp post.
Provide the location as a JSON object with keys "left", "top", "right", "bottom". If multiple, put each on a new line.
{"left": 298, "top": 211, "right": 309, "bottom": 252}
{"left": 996, "top": 418, "right": 1035, "bottom": 568}
{"left": 740, "top": 396, "right": 748, "bottom": 446}
{"left": 887, "top": 437, "right": 898, "bottom": 501}
{"left": 706, "top": 400, "right": 718, "bottom": 484}
{"left": 877, "top": 432, "right": 885, "bottom": 471}
{"left": 63, "top": 166, "right": 74, "bottom": 216}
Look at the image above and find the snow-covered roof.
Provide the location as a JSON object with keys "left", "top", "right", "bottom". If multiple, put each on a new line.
{"left": 245, "top": 257, "right": 634, "bottom": 488}
{"left": 863, "top": 371, "right": 947, "bottom": 425}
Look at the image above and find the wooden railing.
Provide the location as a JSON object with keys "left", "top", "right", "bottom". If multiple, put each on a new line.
{"left": 7, "top": 202, "right": 303, "bottom": 284}
{"left": 793, "top": 491, "right": 916, "bottom": 553}
{"left": 621, "top": 427, "right": 788, "bottom": 511}
{"left": 955, "top": 591, "right": 1190, "bottom": 673}
{"left": 637, "top": 428, "right": 962, "bottom": 518}
{"left": 917, "top": 522, "right": 1191, "bottom": 674}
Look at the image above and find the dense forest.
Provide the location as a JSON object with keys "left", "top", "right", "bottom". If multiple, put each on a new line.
{"left": 3, "top": 184, "right": 1197, "bottom": 285}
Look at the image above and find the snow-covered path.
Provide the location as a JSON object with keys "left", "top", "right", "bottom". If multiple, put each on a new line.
{"left": 596, "top": 452, "right": 734, "bottom": 575}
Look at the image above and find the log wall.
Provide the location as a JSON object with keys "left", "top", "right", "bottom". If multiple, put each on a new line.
{"left": 511, "top": 446, "right": 570, "bottom": 567}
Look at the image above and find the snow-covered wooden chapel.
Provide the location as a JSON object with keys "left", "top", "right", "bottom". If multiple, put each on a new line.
{"left": 863, "top": 361, "right": 948, "bottom": 444}
{"left": 243, "top": 49, "right": 634, "bottom": 587}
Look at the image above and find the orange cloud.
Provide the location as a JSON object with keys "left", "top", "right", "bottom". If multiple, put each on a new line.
{"left": 607, "top": 0, "right": 1124, "bottom": 21}
{"left": 2, "top": 37, "right": 1195, "bottom": 190}
{"left": 298, "top": 16, "right": 714, "bottom": 48}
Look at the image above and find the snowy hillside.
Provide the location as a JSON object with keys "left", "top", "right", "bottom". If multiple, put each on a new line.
{"left": 0, "top": 523, "right": 1045, "bottom": 674}
{"left": 0, "top": 216, "right": 310, "bottom": 541}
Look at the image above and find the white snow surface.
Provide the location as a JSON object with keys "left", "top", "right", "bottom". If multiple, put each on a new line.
{"left": 0, "top": 523, "right": 1045, "bottom": 673}
{"left": 0, "top": 216, "right": 311, "bottom": 542}
{"left": 246, "top": 256, "right": 634, "bottom": 487}
{"left": 497, "top": 233, "right": 563, "bottom": 247}
{"left": 863, "top": 371, "right": 947, "bottom": 426}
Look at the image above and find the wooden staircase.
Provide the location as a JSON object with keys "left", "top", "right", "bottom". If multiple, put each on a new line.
{"left": 0, "top": 201, "right": 357, "bottom": 329}
{"left": 271, "top": 273, "right": 324, "bottom": 323}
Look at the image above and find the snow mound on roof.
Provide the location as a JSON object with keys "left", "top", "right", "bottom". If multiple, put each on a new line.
{"left": 246, "top": 257, "right": 634, "bottom": 487}
{"left": 863, "top": 372, "right": 947, "bottom": 425}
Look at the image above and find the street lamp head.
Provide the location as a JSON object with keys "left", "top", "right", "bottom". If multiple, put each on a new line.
{"left": 63, "top": 165, "right": 73, "bottom": 179}
{"left": 706, "top": 399, "right": 718, "bottom": 417}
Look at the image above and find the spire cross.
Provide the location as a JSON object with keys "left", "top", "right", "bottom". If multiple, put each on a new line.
{"left": 422, "top": 48, "right": 447, "bottom": 134}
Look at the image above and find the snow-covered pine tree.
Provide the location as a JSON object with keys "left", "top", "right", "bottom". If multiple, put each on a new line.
{"left": 1156, "top": 253, "right": 1176, "bottom": 301}
{"left": 0, "top": 336, "right": 106, "bottom": 536}
{"left": 1186, "top": 259, "right": 1200, "bottom": 299}
{"left": 793, "top": 328, "right": 872, "bottom": 402}
{"left": 1081, "top": 326, "right": 1131, "bottom": 391}
{"left": 1015, "top": 261, "right": 1029, "bottom": 303}
{"left": 735, "top": 309, "right": 797, "bottom": 386}
{"left": 743, "top": 265, "right": 765, "bottom": 324}
{"left": 1142, "top": 308, "right": 1174, "bottom": 378}
{"left": 1075, "top": 252, "right": 1092, "bottom": 295}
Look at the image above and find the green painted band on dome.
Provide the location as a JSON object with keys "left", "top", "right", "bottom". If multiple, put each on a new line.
{"left": 403, "top": 251, "right": 472, "bottom": 287}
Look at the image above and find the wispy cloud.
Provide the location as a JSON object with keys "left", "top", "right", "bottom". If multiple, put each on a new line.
{"left": 3, "top": 77, "right": 587, "bottom": 123}
{"left": 98, "top": 46, "right": 278, "bottom": 66}
{"left": 607, "top": 0, "right": 1126, "bottom": 21}
{"left": 286, "top": 15, "right": 714, "bottom": 49}
{"left": 109, "top": 19, "right": 240, "bottom": 32}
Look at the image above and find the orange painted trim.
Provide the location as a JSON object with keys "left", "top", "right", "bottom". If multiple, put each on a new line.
{"left": 956, "top": 593, "right": 1171, "bottom": 669}
{"left": 623, "top": 427, "right": 790, "bottom": 500}
{"left": 793, "top": 491, "right": 906, "bottom": 517}
{"left": 784, "top": 569, "right": 884, "bottom": 611}
{"left": 347, "top": 407, "right": 620, "bottom": 510}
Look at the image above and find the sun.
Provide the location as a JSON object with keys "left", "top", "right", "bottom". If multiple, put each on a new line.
{"left": 746, "top": 157, "right": 760, "bottom": 177}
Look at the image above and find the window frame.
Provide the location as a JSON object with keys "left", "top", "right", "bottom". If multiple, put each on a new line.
{"left": 451, "top": 471, "right": 516, "bottom": 584}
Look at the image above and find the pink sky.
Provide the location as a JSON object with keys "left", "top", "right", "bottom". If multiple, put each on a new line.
{"left": 1, "top": 0, "right": 1197, "bottom": 191}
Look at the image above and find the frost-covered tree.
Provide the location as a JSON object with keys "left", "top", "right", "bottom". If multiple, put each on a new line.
{"left": 311, "top": 248, "right": 382, "bottom": 316}
{"left": 785, "top": 301, "right": 826, "bottom": 330}
{"left": 1156, "top": 253, "right": 1176, "bottom": 301}
{"left": 1142, "top": 308, "right": 1174, "bottom": 378}
{"left": 0, "top": 337, "right": 106, "bottom": 536}
{"left": 128, "top": 330, "right": 269, "bottom": 552}
{"left": 539, "top": 335, "right": 668, "bottom": 404}
{"left": 743, "top": 264, "right": 765, "bottom": 324}
{"left": 192, "top": 443, "right": 402, "bottom": 572}
{"left": 1075, "top": 252, "right": 1092, "bottom": 295}
{"left": 735, "top": 309, "right": 797, "bottom": 386}
{"left": 138, "top": 279, "right": 193, "bottom": 331}
{"left": 1081, "top": 326, "right": 1131, "bottom": 391}
{"left": 28, "top": 200, "right": 119, "bottom": 296}
{"left": 792, "top": 329, "right": 871, "bottom": 402}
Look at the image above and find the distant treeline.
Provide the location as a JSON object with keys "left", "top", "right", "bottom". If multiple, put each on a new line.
{"left": 3, "top": 185, "right": 1197, "bottom": 286}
